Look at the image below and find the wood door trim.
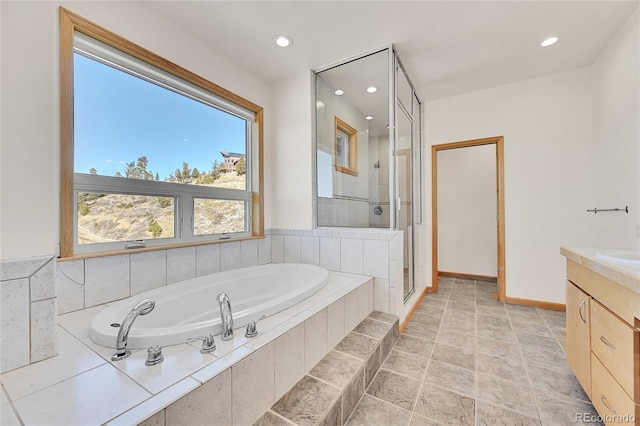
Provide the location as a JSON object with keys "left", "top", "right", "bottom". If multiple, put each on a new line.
{"left": 431, "top": 136, "right": 506, "bottom": 301}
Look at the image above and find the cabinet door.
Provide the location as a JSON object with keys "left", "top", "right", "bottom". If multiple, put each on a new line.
{"left": 567, "top": 280, "right": 592, "bottom": 397}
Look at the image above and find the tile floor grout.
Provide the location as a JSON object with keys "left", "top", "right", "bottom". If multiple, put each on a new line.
{"left": 344, "top": 276, "right": 601, "bottom": 426}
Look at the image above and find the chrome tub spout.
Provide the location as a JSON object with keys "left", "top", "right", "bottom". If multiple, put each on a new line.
{"left": 218, "top": 293, "right": 234, "bottom": 341}
{"left": 111, "top": 298, "right": 155, "bottom": 361}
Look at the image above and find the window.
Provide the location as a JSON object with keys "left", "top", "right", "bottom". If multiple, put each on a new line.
{"left": 334, "top": 117, "right": 358, "bottom": 176}
{"left": 59, "top": 8, "right": 263, "bottom": 257}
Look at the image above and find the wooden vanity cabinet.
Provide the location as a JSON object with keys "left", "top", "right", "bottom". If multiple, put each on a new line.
{"left": 565, "top": 259, "right": 640, "bottom": 425}
{"left": 567, "top": 280, "right": 592, "bottom": 397}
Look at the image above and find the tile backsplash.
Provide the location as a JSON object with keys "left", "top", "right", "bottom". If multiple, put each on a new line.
{"left": 1, "top": 227, "right": 402, "bottom": 373}
{"left": 55, "top": 236, "right": 274, "bottom": 316}
{"left": 1, "top": 256, "right": 57, "bottom": 373}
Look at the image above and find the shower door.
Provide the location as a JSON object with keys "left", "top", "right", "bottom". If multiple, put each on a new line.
{"left": 395, "top": 60, "right": 420, "bottom": 301}
{"left": 396, "top": 99, "right": 414, "bottom": 300}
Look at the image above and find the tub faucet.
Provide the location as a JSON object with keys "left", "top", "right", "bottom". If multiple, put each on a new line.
{"left": 218, "top": 293, "right": 234, "bottom": 341}
{"left": 111, "top": 298, "right": 155, "bottom": 361}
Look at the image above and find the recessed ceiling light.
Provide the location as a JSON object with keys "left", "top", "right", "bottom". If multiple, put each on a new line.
{"left": 273, "top": 34, "right": 293, "bottom": 48}
{"left": 540, "top": 36, "right": 559, "bottom": 47}
{"left": 334, "top": 89, "right": 344, "bottom": 96}
{"left": 366, "top": 86, "right": 378, "bottom": 93}
{"left": 365, "top": 115, "right": 374, "bottom": 120}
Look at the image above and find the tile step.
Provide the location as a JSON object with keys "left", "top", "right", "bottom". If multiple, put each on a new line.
{"left": 255, "top": 311, "right": 400, "bottom": 426}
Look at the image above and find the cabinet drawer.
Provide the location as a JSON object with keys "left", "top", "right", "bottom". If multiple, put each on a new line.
{"left": 591, "top": 354, "right": 640, "bottom": 424}
{"left": 590, "top": 300, "right": 639, "bottom": 400}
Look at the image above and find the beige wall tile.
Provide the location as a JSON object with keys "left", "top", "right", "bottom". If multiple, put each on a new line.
{"left": 30, "top": 298, "right": 57, "bottom": 363}
{"left": 167, "top": 247, "right": 196, "bottom": 283}
{"left": 131, "top": 251, "right": 167, "bottom": 296}
{"left": 345, "top": 289, "right": 359, "bottom": 333}
{"left": 274, "top": 324, "right": 305, "bottom": 400}
{"left": 232, "top": 343, "right": 275, "bottom": 425}
{"left": 1, "top": 278, "right": 30, "bottom": 372}
{"left": 304, "top": 308, "right": 328, "bottom": 370}
{"left": 85, "top": 255, "right": 130, "bottom": 307}
{"left": 327, "top": 297, "right": 346, "bottom": 348}
{"left": 137, "top": 410, "right": 165, "bottom": 426}
{"left": 166, "top": 368, "right": 231, "bottom": 426}
{"left": 56, "top": 260, "right": 85, "bottom": 314}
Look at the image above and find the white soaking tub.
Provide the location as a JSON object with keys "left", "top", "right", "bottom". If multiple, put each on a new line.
{"left": 90, "top": 263, "right": 329, "bottom": 349}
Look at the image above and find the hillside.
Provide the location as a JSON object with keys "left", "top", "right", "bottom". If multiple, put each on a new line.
{"left": 78, "top": 173, "right": 246, "bottom": 244}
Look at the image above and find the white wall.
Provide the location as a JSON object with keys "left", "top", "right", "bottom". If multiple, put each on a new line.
{"left": 426, "top": 67, "right": 594, "bottom": 304}
{"left": 590, "top": 7, "right": 640, "bottom": 249}
{"left": 437, "top": 144, "right": 497, "bottom": 277}
{"left": 1, "top": 1, "right": 57, "bottom": 261}
{"left": 269, "top": 72, "right": 314, "bottom": 230}
{"left": 0, "top": 1, "right": 272, "bottom": 261}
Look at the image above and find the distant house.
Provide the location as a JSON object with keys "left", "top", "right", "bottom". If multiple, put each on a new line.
{"left": 219, "top": 151, "right": 244, "bottom": 173}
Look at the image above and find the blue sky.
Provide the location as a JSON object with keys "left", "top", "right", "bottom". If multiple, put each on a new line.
{"left": 74, "top": 53, "right": 246, "bottom": 180}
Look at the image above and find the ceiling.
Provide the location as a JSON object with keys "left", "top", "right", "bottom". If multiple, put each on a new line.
{"left": 145, "top": 1, "right": 638, "bottom": 101}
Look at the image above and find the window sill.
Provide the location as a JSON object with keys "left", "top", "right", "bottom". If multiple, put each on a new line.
{"left": 58, "top": 233, "right": 265, "bottom": 262}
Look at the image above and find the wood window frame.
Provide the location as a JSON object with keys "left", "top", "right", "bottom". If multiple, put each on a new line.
{"left": 59, "top": 7, "right": 264, "bottom": 259}
{"left": 334, "top": 117, "right": 358, "bottom": 176}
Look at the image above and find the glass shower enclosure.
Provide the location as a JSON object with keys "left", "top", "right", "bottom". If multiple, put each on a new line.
{"left": 314, "top": 47, "right": 422, "bottom": 301}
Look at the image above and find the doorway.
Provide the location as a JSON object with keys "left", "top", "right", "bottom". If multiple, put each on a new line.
{"left": 431, "top": 136, "right": 506, "bottom": 301}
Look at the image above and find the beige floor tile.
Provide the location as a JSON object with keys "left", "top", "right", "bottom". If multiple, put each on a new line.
{"left": 424, "top": 360, "right": 475, "bottom": 398}
{"left": 346, "top": 394, "right": 411, "bottom": 426}
{"left": 415, "top": 384, "right": 475, "bottom": 426}
{"left": 367, "top": 369, "right": 421, "bottom": 410}
{"left": 393, "top": 335, "right": 435, "bottom": 358}
{"left": 476, "top": 373, "right": 538, "bottom": 418}
{"left": 431, "top": 343, "right": 475, "bottom": 371}
{"left": 381, "top": 349, "right": 428, "bottom": 378}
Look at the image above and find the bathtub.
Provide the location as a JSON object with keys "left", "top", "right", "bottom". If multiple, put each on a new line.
{"left": 90, "top": 263, "right": 329, "bottom": 349}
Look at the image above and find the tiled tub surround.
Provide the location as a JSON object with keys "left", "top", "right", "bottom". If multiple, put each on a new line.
{"left": 270, "top": 229, "right": 404, "bottom": 319}
{"left": 1, "top": 272, "right": 374, "bottom": 425}
{"left": 0, "top": 227, "right": 403, "bottom": 381}
{"left": 256, "top": 311, "right": 400, "bottom": 426}
{"left": 0, "top": 256, "right": 57, "bottom": 373}
{"left": 56, "top": 228, "right": 404, "bottom": 318}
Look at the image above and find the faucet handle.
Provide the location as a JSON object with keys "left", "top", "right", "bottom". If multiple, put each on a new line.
{"left": 187, "top": 334, "right": 216, "bottom": 354}
{"left": 245, "top": 315, "right": 267, "bottom": 338}
{"left": 145, "top": 345, "right": 164, "bottom": 366}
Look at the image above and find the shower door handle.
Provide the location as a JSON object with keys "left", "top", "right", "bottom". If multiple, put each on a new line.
{"left": 397, "top": 197, "right": 401, "bottom": 211}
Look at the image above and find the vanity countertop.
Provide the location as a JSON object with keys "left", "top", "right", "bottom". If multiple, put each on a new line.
{"left": 561, "top": 247, "right": 640, "bottom": 295}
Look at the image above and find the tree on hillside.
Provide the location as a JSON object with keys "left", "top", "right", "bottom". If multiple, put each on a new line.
{"left": 182, "top": 162, "right": 191, "bottom": 180}
{"left": 147, "top": 219, "right": 162, "bottom": 237}
{"left": 236, "top": 157, "right": 246, "bottom": 176}
{"left": 125, "top": 156, "right": 154, "bottom": 180}
{"left": 89, "top": 168, "right": 97, "bottom": 175}
{"left": 211, "top": 159, "right": 222, "bottom": 180}
{"left": 173, "top": 162, "right": 192, "bottom": 183}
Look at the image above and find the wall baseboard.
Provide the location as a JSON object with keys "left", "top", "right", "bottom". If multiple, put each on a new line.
{"left": 438, "top": 271, "right": 497, "bottom": 281}
{"left": 505, "top": 297, "right": 565, "bottom": 311}
{"left": 400, "top": 286, "right": 430, "bottom": 333}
